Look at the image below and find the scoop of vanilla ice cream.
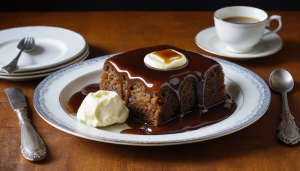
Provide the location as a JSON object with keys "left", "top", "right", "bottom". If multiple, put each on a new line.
{"left": 77, "top": 90, "right": 129, "bottom": 127}
{"left": 144, "top": 49, "right": 187, "bottom": 70}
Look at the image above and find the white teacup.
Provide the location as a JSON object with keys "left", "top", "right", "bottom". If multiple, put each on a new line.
{"left": 214, "top": 6, "right": 282, "bottom": 53}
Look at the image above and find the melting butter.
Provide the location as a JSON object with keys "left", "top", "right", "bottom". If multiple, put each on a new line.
{"left": 153, "top": 49, "right": 183, "bottom": 63}
{"left": 144, "top": 49, "right": 187, "bottom": 70}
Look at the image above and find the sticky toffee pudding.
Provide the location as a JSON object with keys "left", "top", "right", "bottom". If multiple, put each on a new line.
{"left": 67, "top": 45, "right": 236, "bottom": 135}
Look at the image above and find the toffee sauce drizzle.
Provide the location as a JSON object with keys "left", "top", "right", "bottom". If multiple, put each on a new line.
{"left": 66, "top": 84, "right": 236, "bottom": 135}
{"left": 66, "top": 45, "right": 236, "bottom": 135}
{"left": 105, "top": 45, "right": 220, "bottom": 113}
{"left": 66, "top": 83, "right": 100, "bottom": 113}
{"left": 122, "top": 94, "right": 235, "bottom": 135}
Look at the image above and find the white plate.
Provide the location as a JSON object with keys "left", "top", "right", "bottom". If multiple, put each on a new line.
{"left": 0, "top": 49, "right": 89, "bottom": 81}
{"left": 0, "top": 45, "right": 89, "bottom": 76}
{"left": 0, "top": 26, "right": 86, "bottom": 72}
{"left": 195, "top": 27, "right": 283, "bottom": 60}
{"left": 34, "top": 53, "right": 270, "bottom": 146}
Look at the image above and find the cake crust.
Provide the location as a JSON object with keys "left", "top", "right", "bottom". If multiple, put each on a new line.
{"left": 100, "top": 45, "right": 226, "bottom": 126}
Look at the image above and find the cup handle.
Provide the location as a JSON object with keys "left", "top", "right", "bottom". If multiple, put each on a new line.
{"left": 263, "top": 15, "right": 282, "bottom": 37}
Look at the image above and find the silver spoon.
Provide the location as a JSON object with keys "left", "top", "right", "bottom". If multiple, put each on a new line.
{"left": 1, "top": 37, "right": 35, "bottom": 73}
{"left": 269, "top": 69, "right": 300, "bottom": 145}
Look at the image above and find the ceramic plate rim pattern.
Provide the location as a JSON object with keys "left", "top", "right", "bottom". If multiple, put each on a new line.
{"left": 33, "top": 52, "right": 270, "bottom": 146}
{"left": 195, "top": 27, "right": 283, "bottom": 59}
{"left": 0, "top": 26, "right": 86, "bottom": 71}
{"left": 34, "top": 53, "right": 270, "bottom": 145}
{"left": 0, "top": 50, "right": 89, "bottom": 81}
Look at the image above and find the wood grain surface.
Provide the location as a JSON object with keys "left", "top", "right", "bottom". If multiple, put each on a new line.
{"left": 0, "top": 11, "right": 300, "bottom": 171}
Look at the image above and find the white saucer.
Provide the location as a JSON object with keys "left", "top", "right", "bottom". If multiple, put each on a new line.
{"left": 195, "top": 27, "right": 283, "bottom": 60}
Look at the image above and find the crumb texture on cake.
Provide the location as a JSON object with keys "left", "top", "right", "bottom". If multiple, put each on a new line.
{"left": 101, "top": 65, "right": 178, "bottom": 125}
{"left": 100, "top": 45, "right": 226, "bottom": 126}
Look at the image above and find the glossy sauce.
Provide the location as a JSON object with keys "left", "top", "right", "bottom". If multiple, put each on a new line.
{"left": 67, "top": 84, "right": 236, "bottom": 135}
{"left": 66, "top": 83, "right": 100, "bottom": 114}
{"left": 153, "top": 49, "right": 182, "bottom": 63}
{"left": 121, "top": 94, "right": 235, "bottom": 135}
{"left": 67, "top": 45, "right": 235, "bottom": 135}
{"left": 106, "top": 45, "right": 221, "bottom": 113}
{"left": 81, "top": 83, "right": 100, "bottom": 95}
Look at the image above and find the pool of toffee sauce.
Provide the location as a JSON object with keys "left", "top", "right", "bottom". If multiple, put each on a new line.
{"left": 67, "top": 83, "right": 236, "bottom": 135}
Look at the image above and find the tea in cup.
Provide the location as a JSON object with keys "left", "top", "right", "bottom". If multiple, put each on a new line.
{"left": 214, "top": 6, "right": 282, "bottom": 53}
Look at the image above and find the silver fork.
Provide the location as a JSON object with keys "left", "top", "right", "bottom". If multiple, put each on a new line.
{"left": 1, "top": 37, "right": 35, "bottom": 73}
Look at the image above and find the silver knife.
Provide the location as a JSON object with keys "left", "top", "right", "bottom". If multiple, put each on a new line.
{"left": 5, "top": 88, "right": 46, "bottom": 161}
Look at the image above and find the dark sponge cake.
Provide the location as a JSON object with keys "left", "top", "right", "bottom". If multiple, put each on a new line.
{"left": 100, "top": 45, "right": 226, "bottom": 126}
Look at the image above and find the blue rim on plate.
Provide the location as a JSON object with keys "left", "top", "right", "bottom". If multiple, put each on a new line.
{"left": 33, "top": 53, "right": 271, "bottom": 146}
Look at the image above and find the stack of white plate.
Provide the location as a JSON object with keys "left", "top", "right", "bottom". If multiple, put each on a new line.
{"left": 0, "top": 26, "right": 89, "bottom": 81}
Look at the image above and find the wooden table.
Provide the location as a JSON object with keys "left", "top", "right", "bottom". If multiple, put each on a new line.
{"left": 1, "top": 11, "right": 300, "bottom": 170}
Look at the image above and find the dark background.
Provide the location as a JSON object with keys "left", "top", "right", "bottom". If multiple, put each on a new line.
{"left": 2, "top": 0, "right": 300, "bottom": 11}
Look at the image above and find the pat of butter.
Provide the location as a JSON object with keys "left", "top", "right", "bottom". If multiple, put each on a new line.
{"left": 144, "top": 49, "right": 187, "bottom": 70}
{"left": 77, "top": 90, "right": 129, "bottom": 127}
